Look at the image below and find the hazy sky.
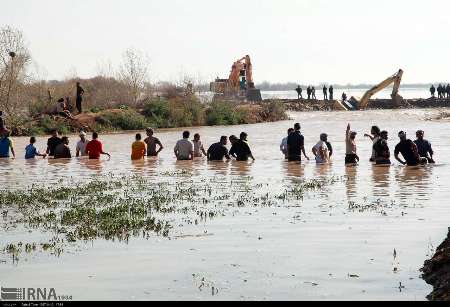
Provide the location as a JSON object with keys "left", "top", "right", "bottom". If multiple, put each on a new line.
{"left": 2, "top": 0, "right": 449, "bottom": 84}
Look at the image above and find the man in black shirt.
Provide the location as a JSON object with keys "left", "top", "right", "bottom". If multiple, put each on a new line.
{"left": 287, "top": 123, "right": 310, "bottom": 162}
{"left": 230, "top": 132, "right": 255, "bottom": 162}
{"left": 414, "top": 130, "right": 435, "bottom": 163}
{"left": 323, "top": 86, "right": 328, "bottom": 100}
{"left": 394, "top": 131, "right": 427, "bottom": 166}
{"left": 430, "top": 85, "right": 436, "bottom": 98}
{"left": 46, "top": 129, "right": 62, "bottom": 157}
{"left": 54, "top": 136, "right": 72, "bottom": 159}
{"left": 76, "top": 82, "right": 85, "bottom": 114}
{"left": 329, "top": 85, "right": 334, "bottom": 100}
{"left": 295, "top": 86, "right": 303, "bottom": 99}
{"left": 207, "top": 136, "right": 231, "bottom": 161}
{"left": 373, "top": 130, "right": 391, "bottom": 165}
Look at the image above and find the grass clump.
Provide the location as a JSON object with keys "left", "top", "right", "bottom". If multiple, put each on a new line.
{"left": 96, "top": 109, "right": 151, "bottom": 131}
{"left": 206, "top": 101, "right": 245, "bottom": 126}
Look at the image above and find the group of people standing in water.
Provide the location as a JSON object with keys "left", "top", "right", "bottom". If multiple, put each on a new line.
{"left": 279, "top": 123, "right": 435, "bottom": 167}
{"left": 0, "top": 123, "right": 435, "bottom": 167}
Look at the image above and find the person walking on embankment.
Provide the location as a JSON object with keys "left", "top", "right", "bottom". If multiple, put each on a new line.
{"left": 76, "top": 82, "right": 85, "bottom": 114}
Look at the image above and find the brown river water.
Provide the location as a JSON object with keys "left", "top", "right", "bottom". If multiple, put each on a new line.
{"left": 0, "top": 109, "right": 449, "bottom": 300}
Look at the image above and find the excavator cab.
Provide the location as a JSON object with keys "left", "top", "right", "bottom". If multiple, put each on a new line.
{"left": 211, "top": 55, "right": 262, "bottom": 102}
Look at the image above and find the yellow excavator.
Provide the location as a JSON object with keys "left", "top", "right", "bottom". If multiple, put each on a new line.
{"left": 210, "top": 55, "right": 262, "bottom": 102}
{"left": 334, "top": 69, "right": 404, "bottom": 111}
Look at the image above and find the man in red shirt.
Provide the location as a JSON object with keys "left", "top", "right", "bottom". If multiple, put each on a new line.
{"left": 85, "top": 132, "right": 111, "bottom": 160}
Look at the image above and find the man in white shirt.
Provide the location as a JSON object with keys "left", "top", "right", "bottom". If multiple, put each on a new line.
{"left": 280, "top": 128, "right": 294, "bottom": 159}
{"left": 174, "top": 131, "right": 194, "bottom": 160}
{"left": 76, "top": 131, "right": 89, "bottom": 157}
{"left": 312, "top": 133, "right": 330, "bottom": 164}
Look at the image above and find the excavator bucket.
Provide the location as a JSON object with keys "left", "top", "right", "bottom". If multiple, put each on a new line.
{"left": 333, "top": 100, "right": 350, "bottom": 111}
{"left": 333, "top": 97, "right": 358, "bottom": 111}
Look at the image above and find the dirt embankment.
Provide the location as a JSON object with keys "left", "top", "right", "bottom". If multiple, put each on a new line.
{"left": 265, "top": 99, "right": 333, "bottom": 112}
{"left": 271, "top": 98, "right": 450, "bottom": 112}
{"left": 421, "top": 228, "right": 450, "bottom": 301}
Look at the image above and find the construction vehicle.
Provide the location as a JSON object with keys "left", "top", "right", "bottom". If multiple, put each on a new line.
{"left": 334, "top": 69, "right": 404, "bottom": 111}
{"left": 210, "top": 55, "right": 262, "bottom": 102}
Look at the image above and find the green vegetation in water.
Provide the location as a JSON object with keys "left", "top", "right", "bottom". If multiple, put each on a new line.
{"left": 1, "top": 174, "right": 342, "bottom": 260}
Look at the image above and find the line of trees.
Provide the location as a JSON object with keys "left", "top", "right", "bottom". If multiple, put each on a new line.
{"left": 0, "top": 25, "right": 207, "bottom": 128}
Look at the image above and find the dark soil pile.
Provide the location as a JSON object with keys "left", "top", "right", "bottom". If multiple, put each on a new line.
{"left": 421, "top": 227, "right": 450, "bottom": 301}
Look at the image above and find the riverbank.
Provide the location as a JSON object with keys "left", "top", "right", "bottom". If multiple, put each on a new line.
{"left": 9, "top": 100, "right": 288, "bottom": 136}
{"left": 270, "top": 98, "right": 450, "bottom": 112}
{"left": 422, "top": 228, "right": 450, "bottom": 301}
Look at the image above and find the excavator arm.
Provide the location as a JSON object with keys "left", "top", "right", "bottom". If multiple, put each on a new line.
{"left": 358, "top": 69, "right": 403, "bottom": 110}
{"left": 228, "top": 55, "right": 254, "bottom": 90}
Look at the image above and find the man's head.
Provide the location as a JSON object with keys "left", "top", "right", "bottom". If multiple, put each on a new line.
{"left": 240, "top": 132, "right": 248, "bottom": 141}
{"left": 381, "top": 130, "right": 389, "bottom": 140}
{"left": 183, "top": 131, "right": 190, "bottom": 139}
{"left": 136, "top": 133, "right": 142, "bottom": 141}
{"left": 146, "top": 127, "right": 154, "bottom": 136}
{"left": 30, "top": 136, "right": 36, "bottom": 144}
{"left": 61, "top": 136, "right": 69, "bottom": 145}
{"left": 194, "top": 133, "right": 200, "bottom": 141}
{"left": 229, "top": 135, "right": 237, "bottom": 144}
{"left": 57, "top": 98, "right": 64, "bottom": 103}
{"left": 320, "top": 133, "right": 328, "bottom": 142}
{"left": 398, "top": 131, "right": 407, "bottom": 141}
{"left": 76, "top": 82, "right": 80, "bottom": 86}
{"left": 92, "top": 132, "right": 99, "bottom": 140}
{"left": 350, "top": 131, "right": 357, "bottom": 140}
{"left": 371, "top": 126, "right": 381, "bottom": 136}
{"left": 294, "top": 123, "right": 301, "bottom": 131}
{"left": 51, "top": 129, "right": 59, "bottom": 137}
{"left": 220, "top": 136, "right": 228, "bottom": 145}
{"left": 416, "top": 130, "right": 424, "bottom": 140}
{"left": 79, "top": 131, "right": 86, "bottom": 141}
{"left": 287, "top": 128, "right": 294, "bottom": 135}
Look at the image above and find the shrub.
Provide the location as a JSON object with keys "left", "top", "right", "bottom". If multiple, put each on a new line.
{"left": 35, "top": 115, "right": 72, "bottom": 135}
{"left": 206, "top": 101, "right": 244, "bottom": 126}
{"left": 89, "top": 106, "right": 104, "bottom": 113}
{"left": 97, "top": 109, "right": 150, "bottom": 131}
{"left": 142, "top": 98, "right": 171, "bottom": 127}
{"left": 143, "top": 97, "right": 206, "bottom": 128}
{"left": 261, "top": 101, "right": 288, "bottom": 121}
{"left": 28, "top": 100, "right": 52, "bottom": 118}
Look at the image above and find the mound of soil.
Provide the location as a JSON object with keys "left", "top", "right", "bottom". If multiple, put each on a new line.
{"left": 421, "top": 227, "right": 450, "bottom": 301}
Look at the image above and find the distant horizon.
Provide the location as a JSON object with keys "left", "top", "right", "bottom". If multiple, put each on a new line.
{"left": 42, "top": 76, "right": 444, "bottom": 89}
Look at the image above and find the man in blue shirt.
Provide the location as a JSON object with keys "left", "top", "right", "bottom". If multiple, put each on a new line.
{"left": 0, "top": 131, "right": 15, "bottom": 159}
{"left": 414, "top": 130, "right": 435, "bottom": 164}
{"left": 25, "top": 137, "right": 47, "bottom": 159}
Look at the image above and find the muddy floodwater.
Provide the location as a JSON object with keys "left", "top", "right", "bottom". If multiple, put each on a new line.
{"left": 1, "top": 109, "right": 449, "bottom": 301}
